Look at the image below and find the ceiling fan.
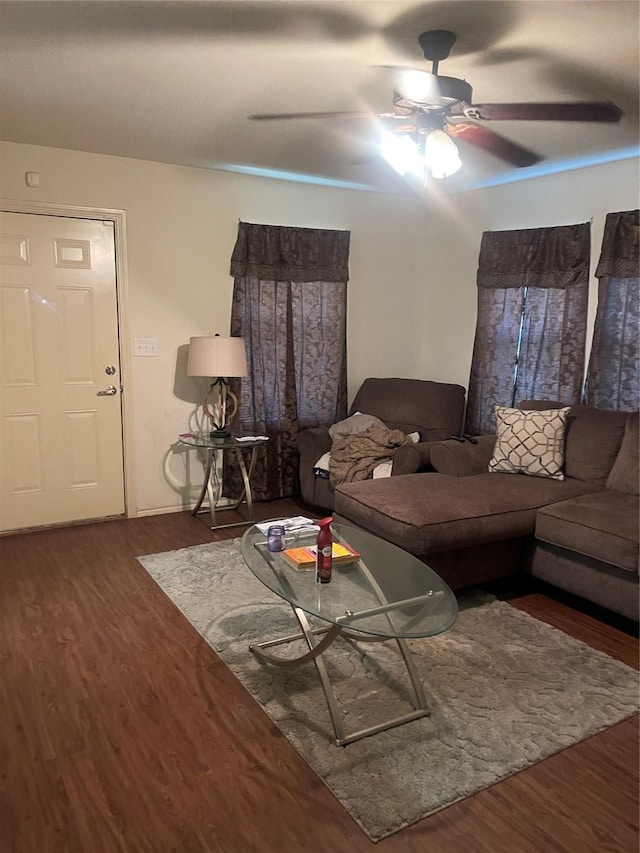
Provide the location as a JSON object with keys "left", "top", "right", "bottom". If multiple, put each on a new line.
{"left": 249, "top": 30, "right": 623, "bottom": 176}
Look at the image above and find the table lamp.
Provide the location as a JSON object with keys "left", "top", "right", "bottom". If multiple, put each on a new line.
{"left": 187, "top": 335, "right": 248, "bottom": 438}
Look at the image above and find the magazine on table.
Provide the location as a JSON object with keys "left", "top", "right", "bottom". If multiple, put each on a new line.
{"left": 282, "top": 541, "right": 360, "bottom": 570}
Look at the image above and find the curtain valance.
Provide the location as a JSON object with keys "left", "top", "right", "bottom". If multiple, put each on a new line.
{"left": 595, "top": 209, "right": 640, "bottom": 279}
{"left": 476, "top": 222, "right": 590, "bottom": 289}
{"left": 229, "top": 221, "right": 351, "bottom": 282}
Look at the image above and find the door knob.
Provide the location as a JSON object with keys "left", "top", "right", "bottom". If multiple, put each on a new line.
{"left": 96, "top": 385, "right": 118, "bottom": 396}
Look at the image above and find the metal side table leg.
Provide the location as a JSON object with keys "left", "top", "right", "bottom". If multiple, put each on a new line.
{"left": 234, "top": 446, "right": 255, "bottom": 522}
{"left": 204, "top": 447, "right": 220, "bottom": 528}
{"left": 191, "top": 447, "right": 216, "bottom": 527}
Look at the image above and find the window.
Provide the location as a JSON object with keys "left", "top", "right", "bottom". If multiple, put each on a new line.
{"left": 465, "top": 223, "right": 590, "bottom": 435}
{"left": 225, "top": 222, "right": 349, "bottom": 500}
{"left": 585, "top": 210, "right": 640, "bottom": 411}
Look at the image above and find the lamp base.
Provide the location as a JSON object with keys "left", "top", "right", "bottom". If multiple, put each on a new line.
{"left": 209, "top": 427, "right": 232, "bottom": 440}
{"left": 203, "top": 378, "right": 240, "bottom": 441}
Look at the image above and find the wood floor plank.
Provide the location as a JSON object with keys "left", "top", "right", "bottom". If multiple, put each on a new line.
{"left": 1, "top": 502, "right": 637, "bottom": 852}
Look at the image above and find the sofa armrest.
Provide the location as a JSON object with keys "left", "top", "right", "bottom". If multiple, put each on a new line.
{"left": 297, "top": 426, "right": 332, "bottom": 461}
{"left": 391, "top": 428, "right": 458, "bottom": 475}
{"left": 430, "top": 435, "right": 496, "bottom": 477}
{"left": 297, "top": 426, "right": 333, "bottom": 506}
{"left": 422, "top": 428, "right": 460, "bottom": 444}
{"left": 392, "top": 441, "right": 437, "bottom": 475}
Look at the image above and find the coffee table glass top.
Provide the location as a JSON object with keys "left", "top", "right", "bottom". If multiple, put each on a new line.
{"left": 241, "top": 521, "right": 458, "bottom": 639}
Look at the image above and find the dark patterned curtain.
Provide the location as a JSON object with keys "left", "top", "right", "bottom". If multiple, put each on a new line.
{"left": 465, "top": 287, "right": 525, "bottom": 434}
{"left": 224, "top": 222, "right": 349, "bottom": 501}
{"left": 465, "top": 223, "right": 590, "bottom": 434}
{"left": 585, "top": 209, "right": 640, "bottom": 411}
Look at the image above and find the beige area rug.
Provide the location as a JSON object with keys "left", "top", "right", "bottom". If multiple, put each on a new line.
{"left": 138, "top": 540, "right": 638, "bottom": 842}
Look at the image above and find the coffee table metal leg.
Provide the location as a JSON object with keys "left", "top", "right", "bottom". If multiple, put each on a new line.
{"left": 336, "top": 557, "right": 431, "bottom": 738}
{"left": 249, "top": 607, "right": 431, "bottom": 747}
{"left": 394, "top": 636, "right": 428, "bottom": 709}
{"left": 249, "top": 617, "right": 341, "bottom": 666}
{"left": 339, "top": 627, "right": 428, "bottom": 712}
{"left": 250, "top": 608, "right": 346, "bottom": 744}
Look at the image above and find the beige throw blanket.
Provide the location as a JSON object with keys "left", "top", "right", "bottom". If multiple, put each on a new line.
{"left": 329, "top": 426, "right": 412, "bottom": 487}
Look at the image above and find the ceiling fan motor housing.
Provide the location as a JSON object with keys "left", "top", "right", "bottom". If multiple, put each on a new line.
{"left": 394, "top": 76, "right": 473, "bottom": 110}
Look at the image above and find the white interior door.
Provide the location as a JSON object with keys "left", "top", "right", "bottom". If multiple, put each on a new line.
{"left": 0, "top": 212, "right": 125, "bottom": 532}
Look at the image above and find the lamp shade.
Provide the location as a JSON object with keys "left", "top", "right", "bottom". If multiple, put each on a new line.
{"left": 187, "top": 336, "right": 247, "bottom": 378}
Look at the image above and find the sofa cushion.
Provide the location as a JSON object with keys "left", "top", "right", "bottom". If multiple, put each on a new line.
{"left": 519, "top": 401, "right": 628, "bottom": 483}
{"left": 535, "top": 491, "right": 639, "bottom": 573}
{"left": 349, "top": 377, "right": 465, "bottom": 436}
{"left": 489, "top": 406, "right": 569, "bottom": 480}
{"left": 334, "top": 472, "right": 602, "bottom": 555}
{"left": 606, "top": 412, "right": 639, "bottom": 495}
{"left": 564, "top": 406, "right": 629, "bottom": 483}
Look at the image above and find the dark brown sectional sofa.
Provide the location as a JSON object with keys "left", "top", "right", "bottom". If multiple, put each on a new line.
{"left": 297, "top": 377, "right": 466, "bottom": 511}
{"left": 333, "top": 402, "right": 639, "bottom": 622}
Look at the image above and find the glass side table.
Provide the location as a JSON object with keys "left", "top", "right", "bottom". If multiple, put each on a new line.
{"left": 178, "top": 434, "right": 268, "bottom": 530}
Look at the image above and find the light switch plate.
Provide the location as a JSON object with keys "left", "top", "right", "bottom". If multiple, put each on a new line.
{"left": 134, "top": 337, "right": 159, "bottom": 357}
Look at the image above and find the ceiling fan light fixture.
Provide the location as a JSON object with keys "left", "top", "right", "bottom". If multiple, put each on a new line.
{"left": 424, "top": 129, "right": 462, "bottom": 178}
{"left": 380, "top": 131, "right": 424, "bottom": 177}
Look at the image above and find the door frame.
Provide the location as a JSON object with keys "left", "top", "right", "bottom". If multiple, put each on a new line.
{"left": 0, "top": 198, "right": 136, "bottom": 519}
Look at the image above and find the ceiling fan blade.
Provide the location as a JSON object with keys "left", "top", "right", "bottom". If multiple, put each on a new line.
{"left": 447, "top": 122, "right": 541, "bottom": 168}
{"left": 249, "top": 110, "right": 391, "bottom": 121}
{"left": 470, "top": 102, "right": 623, "bottom": 122}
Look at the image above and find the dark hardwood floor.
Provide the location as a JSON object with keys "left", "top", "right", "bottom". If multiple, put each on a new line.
{"left": 1, "top": 500, "right": 638, "bottom": 853}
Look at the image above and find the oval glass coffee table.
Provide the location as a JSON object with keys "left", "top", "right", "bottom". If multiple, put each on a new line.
{"left": 241, "top": 521, "right": 458, "bottom": 746}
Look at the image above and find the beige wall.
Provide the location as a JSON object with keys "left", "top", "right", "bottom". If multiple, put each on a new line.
{"left": 0, "top": 141, "right": 441, "bottom": 514}
{"left": 1, "top": 142, "right": 637, "bottom": 516}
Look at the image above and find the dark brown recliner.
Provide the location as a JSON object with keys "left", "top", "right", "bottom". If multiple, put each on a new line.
{"left": 297, "top": 377, "right": 466, "bottom": 510}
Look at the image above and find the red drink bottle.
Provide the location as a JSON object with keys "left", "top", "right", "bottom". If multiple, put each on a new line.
{"left": 316, "top": 517, "right": 333, "bottom": 584}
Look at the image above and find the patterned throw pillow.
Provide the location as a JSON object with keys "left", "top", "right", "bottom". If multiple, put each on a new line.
{"left": 488, "top": 406, "right": 570, "bottom": 480}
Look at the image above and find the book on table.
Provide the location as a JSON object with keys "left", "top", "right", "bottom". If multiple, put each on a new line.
{"left": 282, "top": 542, "right": 360, "bottom": 570}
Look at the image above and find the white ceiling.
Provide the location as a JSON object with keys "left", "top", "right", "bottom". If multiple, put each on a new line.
{"left": 1, "top": 1, "right": 638, "bottom": 196}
